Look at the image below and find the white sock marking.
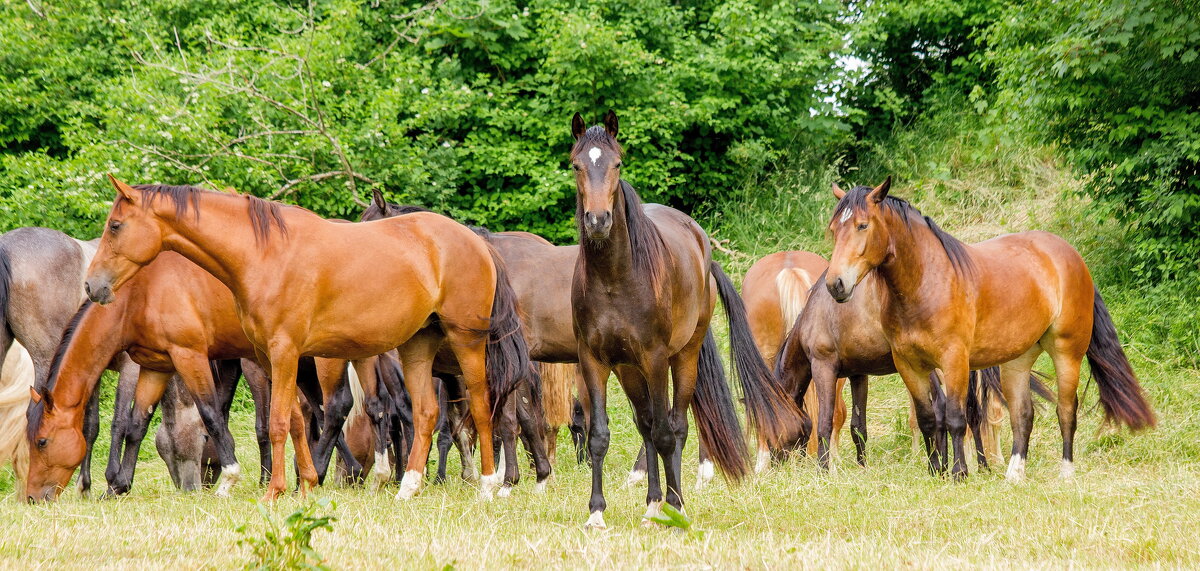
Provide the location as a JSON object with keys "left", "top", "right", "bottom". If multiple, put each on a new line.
{"left": 1005, "top": 455, "right": 1026, "bottom": 482}
{"left": 215, "top": 463, "right": 241, "bottom": 497}
{"left": 395, "top": 470, "right": 423, "bottom": 499}
{"left": 1060, "top": 459, "right": 1075, "bottom": 479}
{"left": 585, "top": 510, "right": 607, "bottom": 530}
{"left": 479, "top": 472, "right": 503, "bottom": 501}
{"left": 695, "top": 459, "right": 715, "bottom": 490}
{"left": 755, "top": 449, "right": 771, "bottom": 473}
{"left": 625, "top": 468, "right": 647, "bottom": 487}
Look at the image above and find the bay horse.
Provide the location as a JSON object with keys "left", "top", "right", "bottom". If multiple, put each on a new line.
{"left": 824, "top": 178, "right": 1155, "bottom": 479}
{"left": 570, "top": 111, "right": 800, "bottom": 529}
{"left": 742, "top": 250, "right": 846, "bottom": 470}
{"left": 85, "top": 178, "right": 531, "bottom": 501}
{"left": 1, "top": 227, "right": 105, "bottom": 494}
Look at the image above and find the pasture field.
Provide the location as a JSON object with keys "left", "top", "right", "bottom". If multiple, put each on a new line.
{"left": 0, "top": 351, "right": 1197, "bottom": 569}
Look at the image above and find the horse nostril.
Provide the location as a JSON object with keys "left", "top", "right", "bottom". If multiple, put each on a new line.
{"left": 84, "top": 282, "right": 93, "bottom": 297}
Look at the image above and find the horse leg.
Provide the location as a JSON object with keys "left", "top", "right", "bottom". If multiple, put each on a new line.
{"left": 849, "top": 375, "right": 869, "bottom": 467}
{"left": 935, "top": 352, "right": 972, "bottom": 480}
{"left": 76, "top": 387, "right": 100, "bottom": 497}
{"left": 495, "top": 394, "right": 520, "bottom": 497}
{"left": 831, "top": 376, "right": 847, "bottom": 463}
{"left": 579, "top": 349, "right": 612, "bottom": 529}
{"left": 574, "top": 367, "right": 592, "bottom": 464}
{"left": 262, "top": 347, "right": 309, "bottom": 501}
{"left": 999, "top": 347, "right": 1039, "bottom": 482}
{"left": 443, "top": 327, "right": 504, "bottom": 500}
{"left": 615, "top": 364, "right": 661, "bottom": 523}
{"left": 394, "top": 331, "right": 441, "bottom": 499}
{"left": 626, "top": 445, "right": 648, "bottom": 487}
{"left": 1046, "top": 340, "right": 1084, "bottom": 479}
{"left": 110, "top": 368, "right": 172, "bottom": 496}
{"left": 894, "top": 359, "right": 941, "bottom": 475}
{"left": 664, "top": 344, "right": 699, "bottom": 513}
{"left": 286, "top": 399, "right": 319, "bottom": 494}
{"left": 242, "top": 359, "right": 273, "bottom": 485}
{"left": 695, "top": 440, "right": 713, "bottom": 490}
{"left": 104, "top": 358, "right": 139, "bottom": 496}
{"left": 810, "top": 359, "right": 839, "bottom": 470}
{"left": 170, "top": 349, "right": 241, "bottom": 497}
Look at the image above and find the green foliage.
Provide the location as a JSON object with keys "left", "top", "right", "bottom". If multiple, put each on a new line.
{"left": 0, "top": 0, "right": 846, "bottom": 242}
{"left": 985, "top": 0, "right": 1200, "bottom": 281}
{"left": 648, "top": 503, "right": 705, "bottom": 539}
{"left": 236, "top": 498, "right": 337, "bottom": 570}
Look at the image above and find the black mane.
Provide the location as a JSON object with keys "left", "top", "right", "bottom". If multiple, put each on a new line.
{"left": 832, "top": 185, "right": 975, "bottom": 277}
{"left": 27, "top": 299, "right": 93, "bottom": 440}
{"left": 129, "top": 184, "right": 289, "bottom": 244}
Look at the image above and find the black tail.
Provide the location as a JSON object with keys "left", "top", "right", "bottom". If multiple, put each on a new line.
{"left": 0, "top": 244, "right": 11, "bottom": 354}
{"left": 1087, "top": 285, "right": 1156, "bottom": 430}
{"left": 483, "top": 244, "right": 538, "bottom": 416}
{"left": 691, "top": 330, "right": 749, "bottom": 481}
{"left": 710, "top": 261, "right": 803, "bottom": 449}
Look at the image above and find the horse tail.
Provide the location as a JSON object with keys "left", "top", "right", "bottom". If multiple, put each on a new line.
{"left": 537, "top": 362, "right": 574, "bottom": 427}
{"left": 775, "top": 268, "right": 814, "bottom": 333}
{"left": 965, "top": 369, "right": 984, "bottom": 432}
{"left": 710, "top": 261, "right": 803, "bottom": 449}
{"left": 691, "top": 329, "right": 750, "bottom": 481}
{"left": 0, "top": 343, "right": 33, "bottom": 485}
{"left": 483, "top": 245, "right": 538, "bottom": 416}
{"left": 1087, "top": 285, "right": 1156, "bottom": 430}
{"left": 0, "top": 243, "right": 11, "bottom": 351}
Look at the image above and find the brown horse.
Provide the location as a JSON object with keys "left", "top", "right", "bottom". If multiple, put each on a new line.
{"left": 570, "top": 111, "right": 800, "bottom": 529}
{"left": 824, "top": 178, "right": 1155, "bottom": 480}
{"left": 84, "top": 177, "right": 531, "bottom": 501}
{"left": 742, "top": 251, "right": 846, "bottom": 470}
{"left": 25, "top": 252, "right": 353, "bottom": 500}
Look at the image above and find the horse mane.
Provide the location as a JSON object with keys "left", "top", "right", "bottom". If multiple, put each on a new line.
{"left": 129, "top": 184, "right": 289, "bottom": 244}
{"left": 359, "top": 201, "right": 433, "bottom": 221}
{"left": 27, "top": 299, "right": 93, "bottom": 440}
{"left": 831, "top": 185, "right": 975, "bottom": 278}
{"left": 570, "top": 125, "right": 625, "bottom": 157}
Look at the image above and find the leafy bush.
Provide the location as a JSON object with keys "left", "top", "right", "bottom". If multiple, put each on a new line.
{"left": 236, "top": 498, "right": 337, "bottom": 570}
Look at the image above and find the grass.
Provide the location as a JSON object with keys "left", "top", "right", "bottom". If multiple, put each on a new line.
{"left": 2, "top": 107, "right": 1198, "bottom": 568}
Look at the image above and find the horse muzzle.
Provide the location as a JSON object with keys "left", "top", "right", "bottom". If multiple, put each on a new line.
{"left": 827, "top": 276, "right": 854, "bottom": 303}
{"left": 583, "top": 211, "right": 613, "bottom": 240}
{"left": 84, "top": 278, "right": 114, "bottom": 305}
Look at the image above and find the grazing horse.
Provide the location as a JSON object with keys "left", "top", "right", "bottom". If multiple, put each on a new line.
{"left": 1, "top": 227, "right": 105, "bottom": 494}
{"left": 824, "top": 178, "right": 1155, "bottom": 479}
{"left": 570, "top": 111, "right": 800, "bottom": 529}
{"left": 0, "top": 342, "right": 34, "bottom": 483}
{"left": 84, "top": 178, "right": 530, "bottom": 501}
{"left": 742, "top": 251, "right": 847, "bottom": 470}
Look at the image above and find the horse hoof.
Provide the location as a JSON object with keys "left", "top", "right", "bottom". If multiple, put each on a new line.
{"left": 1060, "top": 460, "right": 1075, "bottom": 479}
{"left": 624, "top": 469, "right": 646, "bottom": 488}
{"left": 584, "top": 511, "right": 607, "bottom": 530}
{"left": 695, "top": 460, "right": 715, "bottom": 490}
{"left": 641, "top": 500, "right": 664, "bottom": 523}
{"left": 1005, "top": 456, "right": 1026, "bottom": 482}
{"left": 215, "top": 464, "right": 241, "bottom": 498}
{"left": 479, "top": 473, "right": 502, "bottom": 500}
{"left": 534, "top": 479, "right": 548, "bottom": 494}
{"left": 497, "top": 485, "right": 513, "bottom": 498}
{"left": 395, "top": 470, "right": 423, "bottom": 499}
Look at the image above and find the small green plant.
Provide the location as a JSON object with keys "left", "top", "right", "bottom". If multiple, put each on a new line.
{"left": 236, "top": 497, "right": 337, "bottom": 570}
{"left": 649, "top": 504, "right": 705, "bottom": 539}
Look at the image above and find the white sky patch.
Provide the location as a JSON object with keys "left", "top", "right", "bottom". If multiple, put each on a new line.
{"left": 840, "top": 208, "right": 854, "bottom": 224}
{"left": 588, "top": 147, "right": 602, "bottom": 165}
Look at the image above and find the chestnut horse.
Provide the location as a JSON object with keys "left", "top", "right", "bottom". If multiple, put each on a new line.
{"left": 570, "top": 111, "right": 800, "bottom": 529}
{"left": 824, "top": 178, "right": 1155, "bottom": 480}
{"left": 85, "top": 178, "right": 530, "bottom": 500}
{"left": 742, "top": 250, "right": 846, "bottom": 470}
{"left": 25, "top": 252, "right": 352, "bottom": 500}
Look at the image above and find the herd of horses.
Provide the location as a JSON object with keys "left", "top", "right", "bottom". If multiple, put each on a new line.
{"left": 0, "top": 112, "right": 1156, "bottom": 528}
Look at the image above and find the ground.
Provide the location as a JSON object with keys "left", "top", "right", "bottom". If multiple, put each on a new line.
{"left": 0, "top": 350, "right": 1195, "bottom": 568}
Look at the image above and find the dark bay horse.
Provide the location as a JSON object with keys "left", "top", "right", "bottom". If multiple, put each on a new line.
{"left": 824, "top": 178, "right": 1155, "bottom": 480}
{"left": 570, "top": 112, "right": 800, "bottom": 529}
{"left": 85, "top": 177, "right": 531, "bottom": 501}
{"left": 742, "top": 250, "right": 846, "bottom": 470}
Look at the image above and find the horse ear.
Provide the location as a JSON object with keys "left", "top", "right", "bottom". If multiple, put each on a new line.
{"left": 107, "top": 174, "right": 139, "bottom": 206}
{"left": 869, "top": 176, "right": 892, "bottom": 204}
{"left": 29, "top": 387, "right": 50, "bottom": 409}
{"left": 603, "top": 110, "right": 619, "bottom": 138}
{"left": 28, "top": 387, "right": 41, "bottom": 405}
{"left": 832, "top": 182, "right": 846, "bottom": 200}
{"left": 372, "top": 188, "right": 387, "bottom": 210}
{"left": 571, "top": 113, "right": 586, "bottom": 141}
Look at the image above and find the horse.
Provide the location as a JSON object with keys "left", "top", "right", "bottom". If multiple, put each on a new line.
{"left": 0, "top": 342, "right": 34, "bottom": 487}
{"left": 24, "top": 251, "right": 357, "bottom": 501}
{"left": 742, "top": 250, "right": 847, "bottom": 470}
{"left": 1, "top": 227, "right": 105, "bottom": 494}
{"left": 569, "top": 111, "right": 801, "bottom": 529}
{"left": 154, "top": 374, "right": 224, "bottom": 491}
{"left": 85, "top": 178, "right": 531, "bottom": 501}
{"left": 823, "top": 178, "right": 1155, "bottom": 479}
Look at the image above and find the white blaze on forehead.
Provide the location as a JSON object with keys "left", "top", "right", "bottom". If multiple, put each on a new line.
{"left": 839, "top": 207, "right": 853, "bottom": 224}
{"left": 588, "top": 146, "right": 602, "bottom": 165}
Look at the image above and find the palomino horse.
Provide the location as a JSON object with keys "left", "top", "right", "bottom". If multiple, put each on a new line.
{"left": 824, "top": 178, "right": 1155, "bottom": 479}
{"left": 742, "top": 250, "right": 846, "bottom": 470}
{"left": 0, "top": 342, "right": 34, "bottom": 485}
{"left": 2, "top": 227, "right": 106, "bottom": 494}
{"left": 570, "top": 111, "right": 800, "bottom": 529}
{"left": 85, "top": 178, "right": 531, "bottom": 501}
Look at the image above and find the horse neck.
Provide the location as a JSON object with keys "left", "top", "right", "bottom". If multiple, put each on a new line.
{"left": 579, "top": 187, "right": 636, "bottom": 284}
{"left": 875, "top": 212, "right": 959, "bottom": 308}
{"left": 47, "top": 304, "right": 125, "bottom": 416}
{"left": 156, "top": 193, "right": 276, "bottom": 298}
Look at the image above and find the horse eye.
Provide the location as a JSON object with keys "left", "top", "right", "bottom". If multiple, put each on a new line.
{"left": 109, "top": 222, "right": 122, "bottom": 233}
{"left": 36, "top": 438, "right": 47, "bottom": 449}
{"left": 857, "top": 223, "right": 868, "bottom": 231}
{"left": 572, "top": 163, "right": 582, "bottom": 172}
{"left": 615, "top": 162, "right": 622, "bottom": 169}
